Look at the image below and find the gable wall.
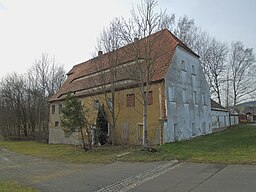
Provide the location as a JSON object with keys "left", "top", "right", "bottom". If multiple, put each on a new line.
{"left": 164, "top": 46, "right": 212, "bottom": 143}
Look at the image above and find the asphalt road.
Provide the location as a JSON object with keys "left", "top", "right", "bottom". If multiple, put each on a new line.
{"left": 1, "top": 148, "right": 256, "bottom": 192}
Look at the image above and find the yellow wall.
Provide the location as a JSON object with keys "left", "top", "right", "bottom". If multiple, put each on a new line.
{"left": 49, "top": 101, "right": 63, "bottom": 129}
{"left": 49, "top": 82, "right": 166, "bottom": 145}
{"left": 113, "top": 83, "right": 164, "bottom": 145}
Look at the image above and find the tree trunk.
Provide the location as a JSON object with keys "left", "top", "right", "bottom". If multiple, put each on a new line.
{"left": 111, "top": 91, "right": 115, "bottom": 145}
{"left": 80, "top": 128, "right": 88, "bottom": 151}
{"left": 143, "top": 101, "right": 148, "bottom": 147}
{"left": 216, "top": 85, "right": 222, "bottom": 106}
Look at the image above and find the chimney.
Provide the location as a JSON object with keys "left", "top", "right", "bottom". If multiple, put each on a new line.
{"left": 134, "top": 37, "right": 139, "bottom": 42}
{"left": 98, "top": 50, "right": 103, "bottom": 56}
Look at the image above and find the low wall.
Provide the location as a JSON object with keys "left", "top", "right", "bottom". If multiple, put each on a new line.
{"left": 49, "top": 128, "right": 81, "bottom": 145}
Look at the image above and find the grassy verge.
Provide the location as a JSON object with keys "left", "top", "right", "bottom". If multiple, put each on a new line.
{"left": 160, "top": 124, "right": 256, "bottom": 164}
{"left": 0, "top": 124, "right": 255, "bottom": 164}
{"left": 0, "top": 181, "right": 38, "bottom": 192}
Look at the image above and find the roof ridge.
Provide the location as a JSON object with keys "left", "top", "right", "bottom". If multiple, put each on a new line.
{"left": 49, "top": 28, "right": 196, "bottom": 102}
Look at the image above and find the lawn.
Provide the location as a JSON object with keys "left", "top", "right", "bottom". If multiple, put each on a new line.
{"left": 0, "top": 124, "right": 255, "bottom": 164}
{"left": 160, "top": 124, "right": 256, "bottom": 164}
{"left": 0, "top": 181, "right": 38, "bottom": 192}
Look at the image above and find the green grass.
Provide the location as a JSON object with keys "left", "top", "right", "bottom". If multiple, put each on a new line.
{"left": 0, "top": 124, "right": 255, "bottom": 164}
{"left": 0, "top": 181, "right": 38, "bottom": 192}
{"left": 160, "top": 124, "right": 256, "bottom": 164}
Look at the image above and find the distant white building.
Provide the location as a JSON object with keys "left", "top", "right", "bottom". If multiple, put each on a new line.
{"left": 211, "top": 99, "right": 239, "bottom": 131}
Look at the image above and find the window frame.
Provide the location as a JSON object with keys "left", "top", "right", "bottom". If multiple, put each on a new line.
{"left": 193, "top": 91, "right": 197, "bottom": 104}
{"left": 168, "top": 86, "right": 175, "bottom": 102}
{"left": 54, "top": 121, "right": 59, "bottom": 127}
{"left": 181, "top": 60, "right": 187, "bottom": 71}
{"left": 94, "top": 99, "right": 100, "bottom": 109}
{"left": 144, "top": 91, "right": 153, "bottom": 105}
{"left": 126, "top": 93, "right": 135, "bottom": 107}
{"left": 192, "top": 65, "right": 196, "bottom": 75}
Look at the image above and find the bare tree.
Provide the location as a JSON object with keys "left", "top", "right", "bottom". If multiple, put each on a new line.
{"left": 173, "top": 15, "right": 198, "bottom": 49}
{"left": 173, "top": 16, "right": 231, "bottom": 105}
{"left": 117, "top": 0, "right": 175, "bottom": 147}
{"left": 30, "top": 53, "right": 66, "bottom": 134}
{"left": 0, "top": 53, "right": 65, "bottom": 140}
{"left": 0, "top": 73, "right": 28, "bottom": 136}
{"left": 228, "top": 41, "right": 256, "bottom": 106}
{"left": 93, "top": 18, "right": 124, "bottom": 144}
{"left": 202, "top": 39, "right": 228, "bottom": 105}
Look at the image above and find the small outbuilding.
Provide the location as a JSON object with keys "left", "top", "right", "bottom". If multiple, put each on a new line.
{"left": 211, "top": 100, "right": 230, "bottom": 131}
{"left": 211, "top": 100, "right": 239, "bottom": 131}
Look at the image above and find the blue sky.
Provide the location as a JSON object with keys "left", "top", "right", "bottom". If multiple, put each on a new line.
{"left": 0, "top": 0, "right": 255, "bottom": 78}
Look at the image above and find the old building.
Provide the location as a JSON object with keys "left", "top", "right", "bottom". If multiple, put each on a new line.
{"left": 49, "top": 29, "right": 211, "bottom": 145}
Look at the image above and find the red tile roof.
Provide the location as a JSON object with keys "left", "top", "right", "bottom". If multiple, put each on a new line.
{"left": 49, "top": 29, "right": 198, "bottom": 102}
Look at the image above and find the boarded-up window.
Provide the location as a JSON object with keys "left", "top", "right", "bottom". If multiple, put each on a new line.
{"left": 174, "top": 124, "right": 179, "bottom": 141}
{"left": 107, "top": 97, "right": 113, "bottom": 108}
{"left": 144, "top": 91, "right": 153, "bottom": 105}
{"left": 94, "top": 99, "right": 100, "bottom": 109}
{"left": 52, "top": 105, "right": 55, "bottom": 114}
{"left": 192, "top": 65, "right": 196, "bottom": 75}
{"left": 121, "top": 122, "right": 129, "bottom": 140}
{"left": 168, "top": 86, "right": 175, "bottom": 101}
{"left": 202, "top": 94, "right": 207, "bottom": 105}
{"left": 137, "top": 123, "right": 143, "bottom": 142}
{"left": 182, "top": 89, "right": 187, "bottom": 103}
{"left": 181, "top": 60, "right": 186, "bottom": 71}
{"left": 193, "top": 91, "right": 197, "bottom": 104}
{"left": 202, "top": 122, "right": 206, "bottom": 134}
{"left": 127, "top": 94, "right": 135, "bottom": 107}
{"left": 192, "top": 123, "right": 196, "bottom": 136}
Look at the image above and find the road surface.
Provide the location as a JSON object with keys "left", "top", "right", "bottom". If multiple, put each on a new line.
{"left": 0, "top": 148, "right": 256, "bottom": 192}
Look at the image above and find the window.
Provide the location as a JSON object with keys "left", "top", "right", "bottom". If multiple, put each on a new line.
{"left": 192, "top": 123, "right": 196, "bottom": 136}
{"left": 181, "top": 60, "right": 186, "bottom": 71}
{"left": 174, "top": 124, "right": 179, "bottom": 140}
{"left": 145, "top": 91, "right": 153, "bottom": 105}
{"left": 202, "top": 94, "right": 207, "bottom": 105}
{"left": 127, "top": 94, "right": 135, "bottom": 107}
{"left": 94, "top": 99, "right": 100, "bottom": 109}
{"left": 59, "top": 104, "right": 62, "bottom": 114}
{"left": 52, "top": 105, "right": 55, "bottom": 114}
{"left": 121, "top": 122, "right": 129, "bottom": 140}
{"left": 137, "top": 123, "right": 143, "bottom": 142}
{"left": 192, "top": 65, "right": 196, "bottom": 75}
{"left": 107, "top": 97, "right": 113, "bottom": 108}
{"left": 202, "top": 122, "right": 206, "bottom": 134}
{"left": 193, "top": 91, "right": 197, "bottom": 104}
{"left": 55, "top": 121, "right": 59, "bottom": 127}
{"left": 182, "top": 89, "right": 187, "bottom": 103}
{"left": 168, "top": 86, "right": 175, "bottom": 101}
